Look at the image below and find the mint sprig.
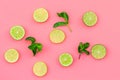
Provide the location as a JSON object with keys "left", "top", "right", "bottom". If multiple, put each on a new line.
{"left": 53, "top": 12, "right": 72, "bottom": 32}
{"left": 78, "top": 42, "right": 90, "bottom": 59}
{"left": 26, "top": 37, "right": 43, "bottom": 56}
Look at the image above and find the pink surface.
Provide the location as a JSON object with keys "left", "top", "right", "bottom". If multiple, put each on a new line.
{"left": 0, "top": 0, "right": 120, "bottom": 80}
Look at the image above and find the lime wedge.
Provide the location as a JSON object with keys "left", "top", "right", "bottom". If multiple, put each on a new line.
{"left": 50, "top": 29, "right": 65, "bottom": 43}
{"left": 59, "top": 53, "right": 73, "bottom": 67}
{"left": 4, "top": 49, "right": 19, "bottom": 63}
{"left": 33, "top": 61, "right": 48, "bottom": 77}
{"left": 10, "top": 25, "right": 25, "bottom": 40}
{"left": 33, "top": 8, "right": 49, "bottom": 22}
{"left": 82, "top": 11, "right": 98, "bottom": 27}
{"left": 91, "top": 44, "right": 106, "bottom": 59}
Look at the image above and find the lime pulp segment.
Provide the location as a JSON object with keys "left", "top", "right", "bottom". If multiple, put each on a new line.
{"left": 10, "top": 25, "right": 25, "bottom": 40}
{"left": 83, "top": 11, "right": 98, "bottom": 27}
{"left": 59, "top": 53, "right": 73, "bottom": 67}
{"left": 92, "top": 44, "right": 106, "bottom": 59}
{"left": 50, "top": 29, "right": 65, "bottom": 43}
{"left": 33, "top": 61, "right": 48, "bottom": 77}
{"left": 33, "top": 8, "right": 49, "bottom": 22}
{"left": 4, "top": 49, "right": 19, "bottom": 63}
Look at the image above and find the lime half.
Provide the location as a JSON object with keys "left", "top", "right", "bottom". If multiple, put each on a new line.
{"left": 91, "top": 44, "right": 106, "bottom": 59}
{"left": 4, "top": 49, "right": 19, "bottom": 63}
{"left": 59, "top": 53, "right": 73, "bottom": 67}
{"left": 82, "top": 11, "right": 98, "bottom": 27}
{"left": 33, "top": 61, "right": 48, "bottom": 77}
{"left": 50, "top": 29, "right": 65, "bottom": 43}
{"left": 10, "top": 25, "right": 25, "bottom": 40}
{"left": 33, "top": 8, "right": 49, "bottom": 22}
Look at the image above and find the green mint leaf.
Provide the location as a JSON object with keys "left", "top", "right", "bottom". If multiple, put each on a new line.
{"left": 35, "top": 43, "right": 43, "bottom": 52}
{"left": 28, "top": 43, "right": 37, "bottom": 56}
{"left": 83, "top": 50, "right": 90, "bottom": 55}
{"left": 32, "top": 47, "right": 37, "bottom": 56}
{"left": 53, "top": 22, "right": 68, "bottom": 28}
{"left": 53, "top": 11, "right": 72, "bottom": 32}
{"left": 78, "top": 45, "right": 82, "bottom": 53}
{"left": 79, "top": 42, "right": 84, "bottom": 50}
{"left": 26, "top": 36, "right": 43, "bottom": 56}
{"left": 83, "top": 42, "right": 90, "bottom": 49}
{"left": 78, "top": 42, "right": 90, "bottom": 59}
{"left": 57, "top": 12, "right": 69, "bottom": 22}
{"left": 26, "top": 37, "right": 36, "bottom": 43}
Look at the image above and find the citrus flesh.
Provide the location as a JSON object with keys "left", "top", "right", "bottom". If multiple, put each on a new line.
{"left": 50, "top": 29, "right": 65, "bottom": 43}
{"left": 10, "top": 25, "right": 25, "bottom": 40}
{"left": 4, "top": 49, "right": 19, "bottom": 63}
{"left": 92, "top": 44, "right": 106, "bottom": 59}
{"left": 33, "top": 8, "right": 48, "bottom": 22}
{"left": 59, "top": 53, "right": 73, "bottom": 67}
{"left": 33, "top": 61, "right": 48, "bottom": 77}
{"left": 83, "top": 11, "right": 98, "bottom": 27}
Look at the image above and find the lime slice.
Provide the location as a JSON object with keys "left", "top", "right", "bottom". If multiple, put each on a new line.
{"left": 82, "top": 11, "right": 98, "bottom": 27}
{"left": 33, "top": 61, "right": 48, "bottom": 77}
{"left": 4, "top": 49, "right": 19, "bottom": 63}
{"left": 33, "top": 8, "right": 49, "bottom": 22}
{"left": 10, "top": 25, "right": 25, "bottom": 40}
{"left": 50, "top": 29, "right": 65, "bottom": 43}
{"left": 59, "top": 53, "right": 73, "bottom": 67}
{"left": 91, "top": 44, "right": 106, "bottom": 59}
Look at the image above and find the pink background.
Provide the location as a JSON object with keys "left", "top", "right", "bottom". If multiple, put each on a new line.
{"left": 0, "top": 0, "right": 120, "bottom": 80}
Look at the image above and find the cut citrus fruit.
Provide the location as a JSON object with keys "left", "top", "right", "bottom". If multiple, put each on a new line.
{"left": 33, "top": 8, "right": 49, "bottom": 22}
{"left": 33, "top": 61, "right": 48, "bottom": 77}
{"left": 50, "top": 29, "right": 65, "bottom": 43}
{"left": 4, "top": 49, "right": 19, "bottom": 63}
{"left": 59, "top": 53, "right": 73, "bottom": 67}
{"left": 82, "top": 11, "right": 98, "bottom": 27}
{"left": 91, "top": 44, "right": 106, "bottom": 59}
{"left": 10, "top": 25, "right": 25, "bottom": 40}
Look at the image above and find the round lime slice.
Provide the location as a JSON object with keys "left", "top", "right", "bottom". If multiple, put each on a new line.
{"left": 4, "top": 49, "right": 19, "bottom": 63}
{"left": 33, "top": 61, "right": 48, "bottom": 77}
{"left": 59, "top": 53, "right": 73, "bottom": 67}
{"left": 10, "top": 25, "right": 25, "bottom": 40}
{"left": 82, "top": 11, "right": 98, "bottom": 27}
{"left": 33, "top": 8, "right": 49, "bottom": 22}
{"left": 91, "top": 44, "right": 106, "bottom": 59}
{"left": 50, "top": 29, "right": 65, "bottom": 43}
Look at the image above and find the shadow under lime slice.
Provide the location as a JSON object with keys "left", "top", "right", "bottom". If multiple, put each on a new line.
{"left": 50, "top": 29, "right": 65, "bottom": 43}
{"left": 33, "top": 8, "right": 49, "bottom": 22}
{"left": 82, "top": 11, "right": 98, "bottom": 27}
{"left": 10, "top": 25, "right": 25, "bottom": 40}
{"left": 91, "top": 44, "right": 106, "bottom": 59}
{"left": 59, "top": 53, "right": 73, "bottom": 67}
{"left": 4, "top": 49, "right": 19, "bottom": 63}
{"left": 33, "top": 61, "right": 48, "bottom": 77}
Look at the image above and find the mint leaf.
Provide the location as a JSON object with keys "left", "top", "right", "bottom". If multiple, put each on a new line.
{"left": 53, "top": 11, "right": 72, "bottom": 32}
{"left": 83, "top": 43, "right": 89, "bottom": 49}
{"left": 35, "top": 43, "right": 42, "bottom": 52}
{"left": 53, "top": 22, "right": 68, "bottom": 28}
{"left": 28, "top": 43, "right": 37, "bottom": 56}
{"left": 82, "top": 50, "right": 90, "bottom": 55}
{"left": 26, "top": 36, "right": 43, "bottom": 56}
{"left": 57, "top": 12, "right": 69, "bottom": 22}
{"left": 78, "top": 42, "right": 90, "bottom": 59}
{"left": 26, "top": 37, "right": 36, "bottom": 43}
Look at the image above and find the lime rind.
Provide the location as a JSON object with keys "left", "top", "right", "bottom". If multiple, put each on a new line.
{"left": 33, "top": 8, "right": 48, "bottom": 22}
{"left": 10, "top": 25, "right": 25, "bottom": 40}
{"left": 4, "top": 49, "right": 19, "bottom": 63}
{"left": 91, "top": 44, "right": 106, "bottom": 59}
{"left": 50, "top": 29, "right": 65, "bottom": 43}
{"left": 33, "top": 61, "right": 47, "bottom": 77}
{"left": 83, "top": 11, "right": 98, "bottom": 27}
{"left": 59, "top": 53, "right": 73, "bottom": 67}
